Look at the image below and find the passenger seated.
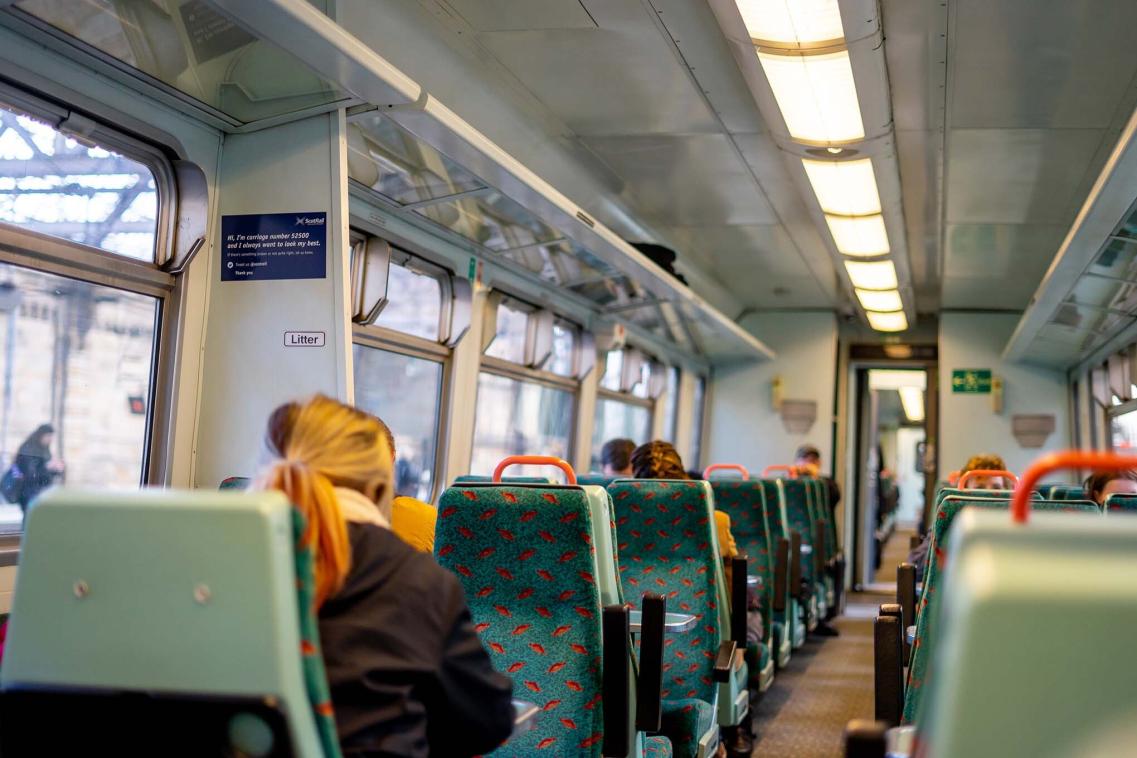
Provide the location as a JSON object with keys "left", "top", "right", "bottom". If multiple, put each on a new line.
{"left": 374, "top": 417, "right": 437, "bottom": 553}
{"left": 1085, "top": 470, "right": 1137, "bottom": 506}
{"left": 600, "top": 437, "right": 636, "bottom": 477}
{"left": 257, "top": 395, "right": 513, "bottom": 757}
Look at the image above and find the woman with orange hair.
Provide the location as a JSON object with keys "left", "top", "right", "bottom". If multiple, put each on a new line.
{"left": 259, "top": 395, "right": 512, "bottom": 757}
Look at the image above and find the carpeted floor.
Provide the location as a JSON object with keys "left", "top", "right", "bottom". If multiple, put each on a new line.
{"left": 749, "top": 529, "right": 915, "bottom": 757}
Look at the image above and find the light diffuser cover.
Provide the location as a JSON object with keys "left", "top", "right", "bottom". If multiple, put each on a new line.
{"left": 825, "top": 214, "right": 890, "bottom": 256}
{"left": 736, "top": 0, "right": 845, "bottom": 45}
{"left": 845, "top": 260, "right": 897, "bottom": 290}
{"left": 866, "top": 310, "right": 908, "bottom": 332}
{"left": 802, "top": 158, "right": 882, "bottom": 215}
{"left": 757, "top": 50, "right": 865, "bottom": 143}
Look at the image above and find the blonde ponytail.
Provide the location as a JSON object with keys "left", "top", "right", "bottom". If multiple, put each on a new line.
{"left": 258, "top": 395, "right": 393, "bottom": 607}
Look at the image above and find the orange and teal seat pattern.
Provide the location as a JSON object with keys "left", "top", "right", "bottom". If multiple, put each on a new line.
{"left": 645, "top": 735, "right": 675, "bottom": 757}
{"left": 436, "top": 485, "right": 606, "bottom": 756}
{"left": 609, "top": 479, "right": 721, "bottom": 758}
{"left": 904, "top": 496, "right": 1100, "bottom": 724}
{"left": 289, "top": 507, "right": 343, "bottom": 758}
{"left": 709, "top": 480, "right": 774, "bottom": 641}
{"left": 1105, "top": 494, "right": 1137, "bottom": 513}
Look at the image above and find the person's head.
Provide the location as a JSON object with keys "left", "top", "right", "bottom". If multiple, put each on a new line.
{"left": 1084, "top": 470, "right": 1137, "bottom": 506}
{"left": 259, "top": 395, "right": 392, "bottom": 606}
{"left": 960, "top": 453, "right": 1009, "bottom": 490}
{"left": 601, "top": 438, "right": 636, "bottom": 477}
{"left": 631, "top": 441, "right": 688, "bottom": 480}
{"left": 26, "top": 424, "right": 53, "bottom": 449}
{"left": 795, "top": 444, "right": 821, "bottom": 468}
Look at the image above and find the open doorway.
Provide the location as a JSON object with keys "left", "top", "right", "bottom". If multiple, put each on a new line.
{"left": 850, "top": 367, "right": 931, "bottom": 589}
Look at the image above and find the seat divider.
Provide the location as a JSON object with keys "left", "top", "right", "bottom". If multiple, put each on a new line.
{"left": 729, "top": 556, "right": 748, "bottom": 646}
{"left": 773, "top": 538, "right": 789, "bottom": 613}
{"left": 602, "top": 605, "right": 631, "bottom": 758}
{"left": 874, "top": 604, "right": 904, "bottom": 727}
{"left": 635, "top": 594, "right": 665, "bottom": 734}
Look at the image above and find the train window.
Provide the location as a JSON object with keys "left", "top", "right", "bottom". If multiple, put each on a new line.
{"left": 470, "top": 373, "right": 573, "bottom": 477}
{"left": 662, "top": 366, "right": 680, "bottom": 442}
{"left": 373, "top": 259, "right": 442, "bottom": 341}
{"left": 690, "top": 375, "right": 707, "bottom": 468}
{"left": 352, "top": 344, "right": 443, "bottom": 502}
{"left": 547, "top": 320, "right": 577, "bottom": 377}
{"left": 0, "top": 103, "right": 158, "bottom": 261}
{"left": 484, "top": 299, "right": 530, "bottom": 364}
{"left": 590, "top": 397, "right": 651, "bottom": 470}
{"left": 0, "top": 264, "right": 159, "bottom": 532}
{"left": 600, "top": 350, "right": 623, "bottom": 391}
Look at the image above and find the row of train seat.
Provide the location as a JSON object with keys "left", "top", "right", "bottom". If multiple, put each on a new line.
{"left": 851, "top": 452, "right": 1137, "bottom": 757}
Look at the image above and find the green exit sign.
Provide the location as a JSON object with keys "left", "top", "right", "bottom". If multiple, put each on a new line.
{"left": 952, "top": 369, "right": 992, "bottom": 394}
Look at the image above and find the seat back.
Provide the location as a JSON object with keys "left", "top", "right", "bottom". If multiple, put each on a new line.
{"left": 609, "top": 479, "right": 727, "bottom": 705}
{"left": 453, "top": 475, "right": 554, "bottom": 484}
{"left": 1047, "top": 484, "right": 1085, "bottom": 500}
{"left": 1104, "top": 493, "right": 1137, "bottom": 513}
{"left": 920, "top": 509, "right": 1137, "bottom": 755}
{"left": 0, "top": 488, "right": 328, "bottom": 757}
{"left": 220, "top": 476, "right": 251, "bottom": 490}
{"left": 709, "top": 480, "right": 773, "bottom": 639}
{"left": 904, "top": 495, "right": 1100, "bottom": 723}
{"left": 578, "top": 474, "right": 616, "bottom": 487}
{"left": 780, "top": 479, "right": 817, "bottom": 584}
{"left": 435, "top": 482, "right": 613, "bottom": 757}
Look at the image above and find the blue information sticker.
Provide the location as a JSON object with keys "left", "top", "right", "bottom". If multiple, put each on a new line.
{"left": 221, "top": 212, "right": 327, "bottom": 281}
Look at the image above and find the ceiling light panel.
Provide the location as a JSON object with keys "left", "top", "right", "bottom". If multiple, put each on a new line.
{"left": 856, "top": 288, "right": 903, "bottom": 312}
{"left": 825, "top": 214, "right": 890, "bottom": 256}
{"left": 845, "top": 260, "right": 897, "bottom": 290}
{"left": 866, "top": 310, "right": 908, "bottom": 332}
{"left": 757, "top": 50, "right": 864, "bottom": 143}
{"left": 736, "top": 0, "right": 845, "bottom": 46}
{"left": 899, "top": 386, "right": 925, "bottom": 421}
{"left": 802, "top": 158, "right": 881, "bottom": 215}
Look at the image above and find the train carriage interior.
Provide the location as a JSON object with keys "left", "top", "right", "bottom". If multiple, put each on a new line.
{"left": 0, "top": 0, "right": 1136, "bottom": 755}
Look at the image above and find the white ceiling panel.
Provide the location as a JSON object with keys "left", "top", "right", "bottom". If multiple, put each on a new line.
{"left": 941, "top": 275, "right": 1042, "bottom": 310}
{"left": 949, "top": 0, "right": 1137, "bottom": 129}
{"left": 585, "top": 134, "right": 778, "bottom": 226}
{"left": 474, "top": 27, "right": 720, "bottom": 135}
{"left": 945, "top": 128, "right": 1106, "bottom": 224}
{"left": 943, "top": 223, "right": 1068, "bottom": 279}
{"left": 441, "top": 0, "right": 597, "bottom": 31}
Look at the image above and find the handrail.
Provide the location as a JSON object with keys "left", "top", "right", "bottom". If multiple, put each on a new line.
{"left": 493, "top": 455, "right": 577, "bottom": 485}
{"left": 1014, "top": 451, "right": 1137, "bottom": 523}
{"left": 957, "top": 469, "right": 1018, "bottom": 489}
{"left": 703, "top": 464, "right": 750, "bottom": 481}
{"left": 947, "top": 470, "right": 961, "bottom": 485}
{"left": 762, "top": 465, "right": 798, "bottom": 479}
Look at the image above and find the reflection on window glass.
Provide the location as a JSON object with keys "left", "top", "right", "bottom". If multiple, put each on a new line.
{"left": 601, "top": 350, "right": 623, "bottom": 391}
{"left": 374, "top": 261, "right": 441, "bottom": 341}
{"left": 690, "top": 376, "right": 707, "bottom": 469}
{"left": 471, "top": 373, "right": 572, "bottom": 478}
{"left": 663, "top": 367, "right": 679, "bottom": 442}
{"left": 0, "top": 102, "right": 157, "bottom": 261}
{"left": 548, "top": 322, "right": 575, "bottom": 376}
{"left": 1111, "top": 408, "right": 1137, "bottom": 451}
{"left": 632, "top": 361, "right": 652, "bottom": 399}
{"left": 0, "top": 262, "right": 158, "bottom": 532}
{"left": 590, "top": 397, "right": 650, "bottom": 471}
{"left": 353, "top": 344, "right": 443, "bottom": 502}
{"left": 485, "top": 301, "right": 529, "bottom": 364}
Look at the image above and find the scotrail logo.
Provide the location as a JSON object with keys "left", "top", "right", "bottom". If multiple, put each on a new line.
{"left": 294, "top": 215, "right": 325, "bottom": 226}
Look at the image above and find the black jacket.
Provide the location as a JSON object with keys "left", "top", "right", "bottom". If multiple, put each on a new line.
{"left": 12, "top": 444, "right": 54, "bottom": 508}
{"left": 319, "top": 523, "right": 514, "bottom": 757}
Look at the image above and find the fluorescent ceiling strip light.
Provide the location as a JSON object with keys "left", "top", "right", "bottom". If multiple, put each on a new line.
{"left": 845, "top": 260, "right": 897, "bottom": 290}
{"left": 866, "top": 310, "right": 908, "bottom": 332}
{"left": 898, "top": 386, "right": 925, "bottom": 422}
{"left": 856, "top": 288, "right": 903, "bottom": 312}
{"left": 825, "top": 214, "right": 890, "bottom": 256}
{"left": 757, "top": 50, "right": 864, "bottom": 143}
{"left": 735, "top": 0, "right": 845, "bottom": 46}
{"left": 802, "top": 158, "right": 882, "bottom": 215}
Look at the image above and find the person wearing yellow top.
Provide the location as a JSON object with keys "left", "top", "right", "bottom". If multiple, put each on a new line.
{"left": 374, "top": 418, "right": 438, "bottom": 553}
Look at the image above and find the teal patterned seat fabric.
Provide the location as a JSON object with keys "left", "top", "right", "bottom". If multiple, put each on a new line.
{"left": 452, "top": 475, "right": 554, "bottom": 484}
{"left": 609, "top": 479, "right": 725, "bottom": 758}
{"left": 289, "top": 508, "right": 343, "bottom": 758}
{"left": 645, "top": 735, "right": 674, "bottom": 758}
{"left": 904, "top": 496, "right": 1100, "bottom": 724}
{"left": 780, "top": 480, "right": 818, "bottom": 591}
{"left": 1105, "top": 494, "right": 1137, "bottom": 513}
{"left": 219, "top": 476, "right": 250, "bottom": 490}
{"left": 436, "top": 484, "right": 607, "bottom": 756}
{"left": 759, "top": 479, "right": 799, "bottom": 648}
{"left": 708, "top": 480, "right": 773, "bottom": 642}
{"left": 578, "top": 474, "right": 616, "bottom": 487}
{"left": 1047, "top": 485, "right": 1085, "bottom": 501}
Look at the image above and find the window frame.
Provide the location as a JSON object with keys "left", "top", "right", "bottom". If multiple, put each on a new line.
{"left": 0, "top": 85, "right": 182, "bottom": 536}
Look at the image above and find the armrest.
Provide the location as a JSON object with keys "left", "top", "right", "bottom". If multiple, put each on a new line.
{"left": 909, "top": 534, "right": 922, "bottom": 551}
{"left": 713, "top": 640, "right": 738, "bottom": 682}
{"left": 874, "top": 605, "right": 904, "bottom": 727}
{"left": 634, "top": 594, "right": 665, "bottom": 734}
{"left": 773, "top": 538, "right": 789, "bottom": 613}
{"left": 602, "top": 605, "right": 630, "bottom": 757}
{"left": 729, "top": 555, "right": 748, "bottom": 645}
{"left": 896, "top": 563, "right": 916, "bottom": 660}
{"left": 844, "top": 719, "right": 887, "bottom": 758}
{"left": 814, "top": 519, "right": 828, "bottom": 573}
{"left": 789, "top": 531, "right": 803, "bottom": 594}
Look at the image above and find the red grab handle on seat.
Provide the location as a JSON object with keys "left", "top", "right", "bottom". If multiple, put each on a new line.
{"left": 703, "top": 464, "right": 750, "bottom": 480}
{"left": 957, "top": 469, "right": 1018, "bottom": 489}
{"left": 1014, "top": 451, "right": 1137, "bottom": 523}
{"left": 762, "top": 465, "right": 798, "bottom": 479}
{"left": 493, "top": 455, "right": 577, "bottom": 485}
